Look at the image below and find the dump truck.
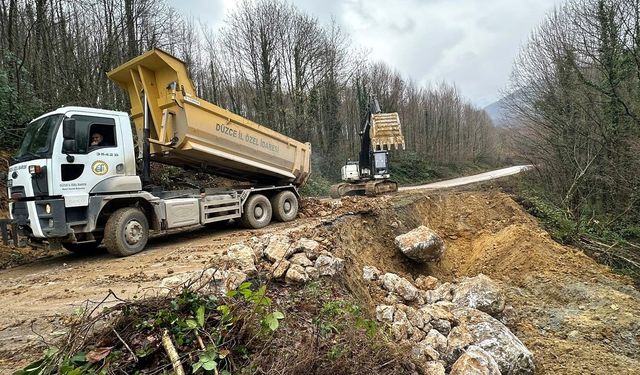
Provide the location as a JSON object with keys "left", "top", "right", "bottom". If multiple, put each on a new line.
{"left": 1, "top": 49, "right": 311, "bottom": 256}
{"left": 330, "top": 96, "right": 405, "bottom": 198}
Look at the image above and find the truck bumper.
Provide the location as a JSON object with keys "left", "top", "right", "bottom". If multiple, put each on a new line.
{"left": 3, "top": 198, "right": 69, "bottom": 247}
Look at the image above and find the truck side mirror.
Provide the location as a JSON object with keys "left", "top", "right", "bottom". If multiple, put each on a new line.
{"left": 62, "top": 118, "right": 78, "bottom": 154}
{"left": 63, "top": 118, "right": 76, "bottom": 139}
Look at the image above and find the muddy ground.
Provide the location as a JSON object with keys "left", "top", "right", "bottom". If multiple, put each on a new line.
{"left": 1, "top": 189, "right": 639, "bottom": 374}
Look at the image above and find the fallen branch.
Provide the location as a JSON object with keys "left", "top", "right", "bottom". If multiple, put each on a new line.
{"left": 162, "top": 329, "right": 185, "bottom": 375}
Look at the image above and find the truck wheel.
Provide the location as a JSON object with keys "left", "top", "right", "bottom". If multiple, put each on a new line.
{"left": 240, "top": 194, "right": 272, "bottom": 229}
{"left": 271, "top": 190, "right": 298, "bottom": 222}
{"left": 104, "top": 207, "right": 149, "bottom": 257}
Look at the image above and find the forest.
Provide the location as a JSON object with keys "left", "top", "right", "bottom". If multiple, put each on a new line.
{"left": 0, "top": 0, "right": 497, "bottom": 186}
{"left": 507, "top": 0, "right": 640, "bottom": 268}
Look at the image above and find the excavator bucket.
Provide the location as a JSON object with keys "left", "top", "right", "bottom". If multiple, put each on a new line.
{"left": 370, "top": 112, "right": 406, "bottom": 150}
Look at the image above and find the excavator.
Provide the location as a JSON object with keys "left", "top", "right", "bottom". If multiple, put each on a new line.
{"left": 330, "top": 96, "right": 405, "bottom": 198}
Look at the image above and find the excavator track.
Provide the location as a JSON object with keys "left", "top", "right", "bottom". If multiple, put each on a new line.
{"left": 330, "top": 180, "right": 398, "bottom": 198}
{"left": 365, "top": 180, "right": 398, "bottom": 196}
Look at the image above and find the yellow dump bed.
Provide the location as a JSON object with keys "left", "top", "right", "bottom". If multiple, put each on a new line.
{"left": 107, "top": 49, "right": 311, "bottom": 187}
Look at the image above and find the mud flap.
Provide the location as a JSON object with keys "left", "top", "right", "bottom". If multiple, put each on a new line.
{"left": 0, "top": 219, "right": 19, "bottom": 247}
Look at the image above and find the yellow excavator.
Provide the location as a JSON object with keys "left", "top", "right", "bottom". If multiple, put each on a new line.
{"left": 330, "top": 96, "right": 405, "bottom": 198}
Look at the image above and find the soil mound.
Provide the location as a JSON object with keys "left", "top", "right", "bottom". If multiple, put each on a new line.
{"left": 329, "top": 191, "right": 640, "bottom": 375}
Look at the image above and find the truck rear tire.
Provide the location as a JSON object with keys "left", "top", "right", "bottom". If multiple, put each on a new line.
{"left": 240, "top": 194, "right": 272, "bottom": 229}
{"left": 104, "top": 207, "right": 149, "bottom": 257}
{"left": 271, "top": 190, "right": 298, "bottom": 222}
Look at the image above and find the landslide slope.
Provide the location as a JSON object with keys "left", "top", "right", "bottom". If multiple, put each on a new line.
{"left": 328, "top": 191, "right": 640, "bottom": 375}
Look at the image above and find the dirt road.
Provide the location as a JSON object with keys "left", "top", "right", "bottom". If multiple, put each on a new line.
{"left": 399, "top": 165, "right": 531, "bottom": 191}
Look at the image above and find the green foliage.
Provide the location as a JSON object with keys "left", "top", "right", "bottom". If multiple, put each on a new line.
{"left": 519, "top": 192, "right": 577, "bottom": 243}
{"left": 300, "top": 172, "right": 332, "bottom": 197}
{"left": 314, "top": 300, "right": 378, "bottom": 339}
{"left": 0, "top": 55, "right": 45, "bottom": 150}
{"left": 18, "top": 281, "right": 283, "bottom": 375}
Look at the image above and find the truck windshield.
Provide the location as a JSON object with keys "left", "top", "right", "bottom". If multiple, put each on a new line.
{"left": 14, "top": 114, "right": 63, "bottom": 162}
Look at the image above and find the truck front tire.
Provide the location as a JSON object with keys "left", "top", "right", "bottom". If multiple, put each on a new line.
{"left": 104, "top": 207, "right": 149, "bottom": 257}
{"left": 271, "top": 190, "right": 298, "bottom": 222}
{"left": 240, "top": 194, "right": 272, "bottom": 229}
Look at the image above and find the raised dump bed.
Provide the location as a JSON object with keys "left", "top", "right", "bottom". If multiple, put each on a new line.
{"left": 108, "top": 49, "right": 311, "bottom": 186}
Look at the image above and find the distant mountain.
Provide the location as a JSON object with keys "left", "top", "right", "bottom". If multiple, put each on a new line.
{"left": 484, "top": 96, "right": 512, "bottom": 128}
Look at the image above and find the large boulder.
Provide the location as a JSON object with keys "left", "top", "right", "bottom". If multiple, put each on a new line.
{"left": 449, "top": 345, "right": 501, "bottom": 375}
{"left": 452, "top": 307, "right": 535, "bottom": 375}
{"left": 452, "top": 274, "right": 505, "bottom": 316}
{"left": 394, "top": 226, "right": 445, "bottom": 263}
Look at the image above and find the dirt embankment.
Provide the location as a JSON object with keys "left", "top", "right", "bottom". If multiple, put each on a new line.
{"left": 1, "top": 190, "right": 639, "bottom": 374}
{"left": 327, "top": 191, "right": 640, "bottom": 375}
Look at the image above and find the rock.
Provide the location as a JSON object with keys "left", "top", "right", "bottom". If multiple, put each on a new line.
{"left": 500, "top": 305, "right": 517, "bottom": 327}
{"left": 383, "top": 293, "right": 403, "bottom": 305}
{"left": 432, "top": 319, "right": 452, "bottom": 336}
{"left": 415, "top": 275, "right": 439, "bottom": 290}
{"left": 420, "top": 305, "right": 455, "bottom": 323}
{"left": 247, "top": 236, "right": 267, "bottom": 259}
{"left": 422, "top": 361, "right": 446, "bottom": 375}
{"left": 305, "top": 266, "right": 320, "bottom": 280}
{"left": 452, "top": 274, "right": 506, "bottom": 316}
{"left": 395, "top": 277, "right": 419, "bottom": 302}
{"left": 269, "top": 259, "right": 290, "bottom": 279}
{"left": 453, "top": 307, "right": 535, "bottom": 375}
{"left": 392, "top": 320, "right": 410, "bottom": 341}
{"left": 400, "top": 305, "right": 425, "bottom": 330}
{"left": 289, "top": 253, "right": 313, "bottom": 267}
{"left": 409, "top": 326, "right": 427, "bottom": 342}
{"left": 291, "top": 238, "right": 320, "bottom": 259}
{"left": 314, "top": 255, "right": 344, "bottom": 276}
{"left": 160, "top": 272, "right": 196, "bottom": 289}
{"left": 380, "top": 273, "right": 419, "bottom": 301}
{"left": 227, "top": 244, "right": 257, "bottom": 276}
{"left": 212, "top": 269, "right": 247, "bottom": 294}
{"left": 434, "top": 301, "right": 457, "bottom": 312}
{"left": 285, "top": 264, "right": 308, "bottom": 283}
{"left": 449, "top": 345, "right": 501, "bottom": 375}
{"left": 395, "top": 226, "right": 445, "bottom": 263}
{"left": 376, "top": 304, "right": 396, "bottom": 322}
{"left": 264, "top": 235, "right": 293, "bottom": 263}
{"left": 423, "top": 329, "right": 448, "bottom": 353}
{"left": 381, "top": 272, "right": 402, "bottom": 292}
{"left": 362, "top": 265, "right": 381, "bottom": 281}
{"left": 444, "top": 324, "right": 475, "bottom": 366}
{"left": 412, "top": 340, "right": 441, "bottom": 361}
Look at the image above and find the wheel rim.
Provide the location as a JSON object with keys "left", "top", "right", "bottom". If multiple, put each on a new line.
{"left": 283, "top": 200, "right": 292, "bottom": 213}
{"left": 124, "top": 220, "right": 144, "bottom": 246}
{"left": 254, "top": 205, "right": 264, "bottom": 219}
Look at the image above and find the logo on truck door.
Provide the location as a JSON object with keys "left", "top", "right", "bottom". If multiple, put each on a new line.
{"left": 91, "top": 160, "right": 109, "bottom": 175}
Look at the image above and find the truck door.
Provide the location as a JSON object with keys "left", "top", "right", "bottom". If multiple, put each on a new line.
{"left": 50, "top": 113, "right": 126, "bottom": 208}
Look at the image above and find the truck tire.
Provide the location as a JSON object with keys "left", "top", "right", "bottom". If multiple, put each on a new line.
{"left": 271, "top": 190, "right": 298, "bottom": 222}
{"left": 104, "top": 207, "right": 149, "bottom": 257}
{"left": 240, "top": 194, "right": 272, "bottom": 229}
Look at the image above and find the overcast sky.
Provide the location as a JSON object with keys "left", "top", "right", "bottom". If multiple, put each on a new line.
{"left": 167, "top": 0, "right": 559, "bottom": 107}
